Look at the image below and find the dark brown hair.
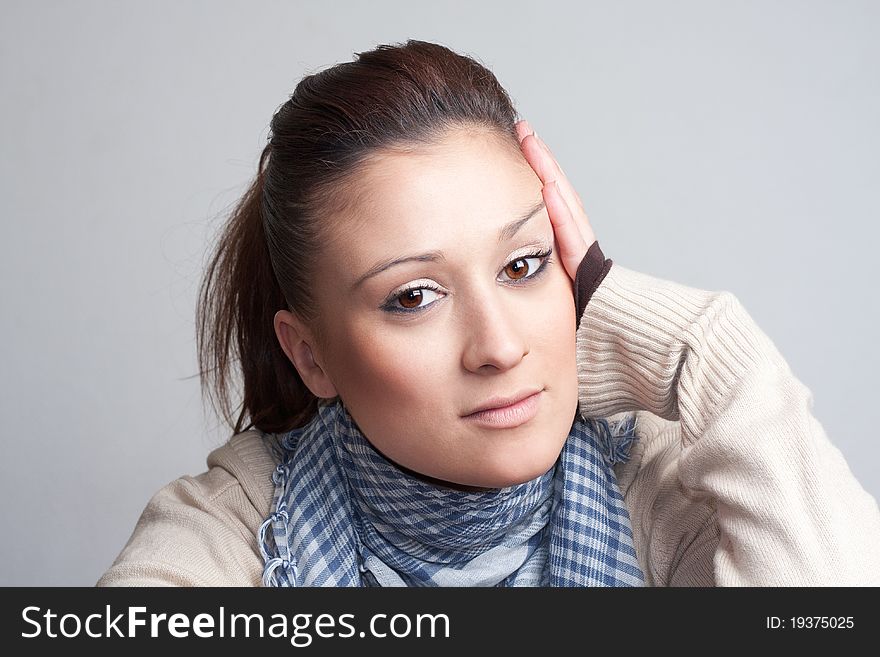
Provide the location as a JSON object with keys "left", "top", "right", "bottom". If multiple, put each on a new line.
{"left": 196, "top": 39, "right": 522, "bottom": 436}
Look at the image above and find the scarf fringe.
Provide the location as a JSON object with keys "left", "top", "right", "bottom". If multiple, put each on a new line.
{"left": 584, "top": 412, "right": 639, "bottom": 466}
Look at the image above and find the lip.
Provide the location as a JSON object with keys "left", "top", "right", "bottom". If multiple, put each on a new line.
{"left": 462, "top": 388, "right": 543, "bottom": 429}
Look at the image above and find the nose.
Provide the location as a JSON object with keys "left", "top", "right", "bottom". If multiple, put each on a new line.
{"left": 460, "top": 290, "right": 530, "bottom": 373}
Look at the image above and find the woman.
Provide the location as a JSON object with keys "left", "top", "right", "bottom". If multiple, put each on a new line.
{"left": 98, "top": 39, "right": 880, "bottom": 587}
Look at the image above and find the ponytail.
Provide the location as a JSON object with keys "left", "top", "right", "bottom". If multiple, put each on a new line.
{"left": 196, "top": 144, "right": 318, "bottom": 436}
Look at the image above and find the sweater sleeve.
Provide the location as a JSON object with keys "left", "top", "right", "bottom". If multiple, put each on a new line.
{"left": 96, "top": 466, "right": 267, "bottom": 587}
{"left": 575, "top": 262, "right": 880, "bottom": 585}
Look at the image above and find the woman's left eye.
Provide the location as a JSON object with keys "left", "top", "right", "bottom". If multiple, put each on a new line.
{"left": 498, "top": 250, "right": 551, "bottom": 283}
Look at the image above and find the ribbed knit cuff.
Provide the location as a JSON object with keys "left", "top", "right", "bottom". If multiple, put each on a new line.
{"left": 574, "top": 240, "right": 613, "bottom": 329}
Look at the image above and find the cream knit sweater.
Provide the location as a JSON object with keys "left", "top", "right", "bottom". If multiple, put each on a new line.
{"left": 97, "top": 263, "right": 880, "bottom": 586}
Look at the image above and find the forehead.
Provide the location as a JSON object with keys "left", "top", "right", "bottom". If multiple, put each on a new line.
{"left": 324, "top": 129, "right": 541, "bottom": 254}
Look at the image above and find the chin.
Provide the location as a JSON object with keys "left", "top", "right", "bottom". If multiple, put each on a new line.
{"left": 471, "top": 452, "right": 561, "bottom": 489}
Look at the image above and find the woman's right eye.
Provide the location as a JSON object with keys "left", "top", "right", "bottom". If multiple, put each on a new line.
{"left": 383, "top": 285, "right": 445, "bottom": 314}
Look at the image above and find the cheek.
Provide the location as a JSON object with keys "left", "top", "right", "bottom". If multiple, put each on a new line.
{"left": 534, "top": 266, "right": 579, "bottom": 389}
{"left": 538, "top": 264, "right": 577, "bottom": 343}
{"left": 327, "top": 325, "right": 442, "bottom": 409}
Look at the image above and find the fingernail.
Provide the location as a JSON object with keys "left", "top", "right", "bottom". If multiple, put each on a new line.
{"left": 535, "top": 132, "right": 548, "bottom": 150}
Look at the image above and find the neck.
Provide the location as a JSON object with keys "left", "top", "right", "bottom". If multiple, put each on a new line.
{"left": 371, "top": 443, "right": 494, "bottom": 493}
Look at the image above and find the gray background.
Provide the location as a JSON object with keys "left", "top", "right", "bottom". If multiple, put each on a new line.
{"left": 1, "top": 0, "right": 877, "bottom": 585}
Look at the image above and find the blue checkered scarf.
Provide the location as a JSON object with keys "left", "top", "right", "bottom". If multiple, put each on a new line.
{"left": 258, "top": 398, "right": 644, "bottom": 587}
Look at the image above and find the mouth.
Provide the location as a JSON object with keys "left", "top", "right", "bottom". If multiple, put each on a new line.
{"left": 462, "top": 388, "right": 544, "bottom": 429}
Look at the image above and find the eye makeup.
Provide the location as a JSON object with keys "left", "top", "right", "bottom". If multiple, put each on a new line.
{"left": 379, "top": 243, "right": 555, "bottom": 316}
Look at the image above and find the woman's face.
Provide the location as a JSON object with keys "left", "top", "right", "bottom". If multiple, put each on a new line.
{"left": 297, "top": 126, "right": 578, "bottom": 489}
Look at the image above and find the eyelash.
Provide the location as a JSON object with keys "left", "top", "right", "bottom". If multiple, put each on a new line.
{"left": 381, "top": 247, "right": 554, "bottom": 315}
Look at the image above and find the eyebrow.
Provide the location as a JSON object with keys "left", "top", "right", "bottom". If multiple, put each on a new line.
{"left": 352, "top": 198, "right": 547, "bottom": 290}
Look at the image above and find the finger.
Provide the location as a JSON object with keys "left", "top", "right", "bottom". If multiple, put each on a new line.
{"left": 514, "top": 119, "right": 533, "bottom": 143}
{"left": 532, "top": 133, "right": 585, "bottom": 211}
{"left": 519, "top": 133, "right": 553, "bottom": 184}
{"left": 525, "top": 134, "right": 585, "bottom": 218}
{"left": 543, "top": 180, "right": 588, "bottom": 281}
{"left": 517, "top": 128, "right": 585, "bottom": 216}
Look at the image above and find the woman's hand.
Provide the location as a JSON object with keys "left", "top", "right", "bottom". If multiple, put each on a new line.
{"left": 514, "top": 120, "right": 596, "bottom": 282}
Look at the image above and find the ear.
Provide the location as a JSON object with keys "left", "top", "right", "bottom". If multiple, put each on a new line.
{"left": 273, "top": 309, "right": 338, "bottom": 399}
